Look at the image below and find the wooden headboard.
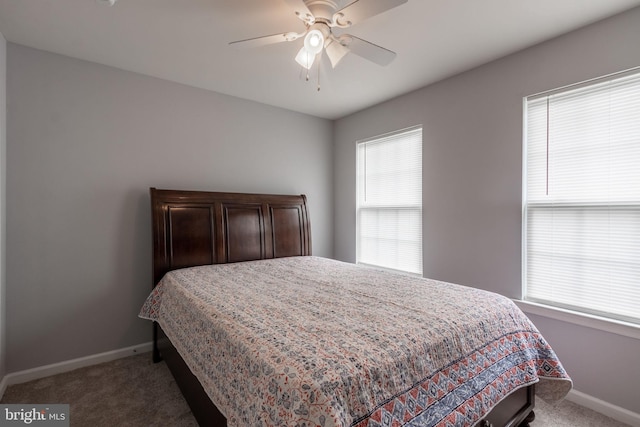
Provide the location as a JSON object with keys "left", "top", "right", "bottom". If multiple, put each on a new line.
{"left": 150, "top": 188, "right": 312, "bottom": 287}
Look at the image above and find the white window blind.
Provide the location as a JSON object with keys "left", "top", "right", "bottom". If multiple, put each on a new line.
{"left": 357, "top": 126, "right": 422, "bottom": 275}
{"left": 524, "top": 70, "right": 640, "bottom": 324}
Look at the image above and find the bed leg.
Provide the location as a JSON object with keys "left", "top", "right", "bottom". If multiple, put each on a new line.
{"left": 152, "top": 322, "right": 162, "bottom": 363}
{"left": 518, "top": 410, "right": 535, "bottom": 427}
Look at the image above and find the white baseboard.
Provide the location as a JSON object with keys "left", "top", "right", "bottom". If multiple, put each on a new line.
{"left": 567, "top": 389, "right": 640, "bottom": 427}
{"left": 0, "top": 342, "right": 153, "bottom": 399}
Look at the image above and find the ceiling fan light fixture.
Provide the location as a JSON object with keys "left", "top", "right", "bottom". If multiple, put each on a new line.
{"left": 325, "top": 38, "right": 349, "bottom": 68}
{"left": 303, "top": 29, "right": 324, "bottom": 55}
{"left": 295, "top": 46, "right": 316, "bottom": 70}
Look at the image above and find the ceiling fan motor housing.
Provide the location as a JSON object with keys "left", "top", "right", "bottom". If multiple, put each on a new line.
{"left": 304, "top": 0, "right": 340, "bottom": 23}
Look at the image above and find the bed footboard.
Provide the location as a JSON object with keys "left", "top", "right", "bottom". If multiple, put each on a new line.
{"left": 479, "top": 385, "right": 535, "bottom": 427}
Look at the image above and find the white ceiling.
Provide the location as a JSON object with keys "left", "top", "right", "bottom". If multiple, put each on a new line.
{"left": 1, "top": 0, "right": 640, "bottom": 120}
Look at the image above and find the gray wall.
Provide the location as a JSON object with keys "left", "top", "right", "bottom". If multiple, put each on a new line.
{"left": 334, "top": 7, "right": 640, "bottom": 414}
{"left": 6, "top": 44, "right": 333, "bottom": 372}
{"left": 0, "top": 31, "right": 6, "bottom": 383}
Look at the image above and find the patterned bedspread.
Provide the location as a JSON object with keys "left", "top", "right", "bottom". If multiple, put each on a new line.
{"left": 139, "top": 256, "right": 571, "bottom": 427}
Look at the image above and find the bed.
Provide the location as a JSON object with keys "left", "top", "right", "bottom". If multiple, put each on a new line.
{"left": 139, "top": 188, "right": 571, "bottom": 427}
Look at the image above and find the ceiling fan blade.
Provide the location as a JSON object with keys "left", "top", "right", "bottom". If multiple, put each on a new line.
{"left": 229, "top": 32, "right": 303, "bottom": 49}
{"left": 333, "top": 0, "right": 407, "bottom": 27}
{"left": 338, "top": 35, "right": 396, "bottom": 66}
{"left": 282, "top": 0, "right": 315, "bottom": 24}
{"left": 325, "top": 38, "right": 350, "bottom": 68}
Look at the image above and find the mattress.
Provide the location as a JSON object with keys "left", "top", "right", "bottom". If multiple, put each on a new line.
{"left": 140, "top": 256, "right": 571, "bottom": 427}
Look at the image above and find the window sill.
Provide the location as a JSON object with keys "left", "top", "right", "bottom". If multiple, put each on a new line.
{"left": 513, "top": 300, "right": 640, "bottom": 341}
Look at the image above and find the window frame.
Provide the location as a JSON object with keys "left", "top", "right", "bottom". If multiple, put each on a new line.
{"left": 356, "top": 125, "right": 423, "bottom": 275}
{"left": 522, "top": 67, "right": 640, "bottom": 325}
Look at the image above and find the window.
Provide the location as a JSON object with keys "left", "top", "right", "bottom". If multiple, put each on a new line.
{"left": 523, "top": 69, "right": 640, "bottom": 324}
{"left": 356, "top": 126, "right": 422, "bottom": 275}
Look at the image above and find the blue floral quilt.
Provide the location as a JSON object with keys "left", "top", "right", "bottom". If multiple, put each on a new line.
{"left": 140, "top": 256, "right": 571, "bottom": 427}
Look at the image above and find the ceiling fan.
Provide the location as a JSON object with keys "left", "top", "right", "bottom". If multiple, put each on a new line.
{"left": 229, "top": 0, "right": 408, "bottom": 71}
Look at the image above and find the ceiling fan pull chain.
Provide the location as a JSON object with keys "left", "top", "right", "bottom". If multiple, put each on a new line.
{"left": 317, "top": 60, "right": 321, "bottom": 91}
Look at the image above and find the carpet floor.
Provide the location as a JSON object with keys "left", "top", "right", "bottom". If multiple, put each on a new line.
{"left": 1, "top": 352, "right": 631, "bottom": 426}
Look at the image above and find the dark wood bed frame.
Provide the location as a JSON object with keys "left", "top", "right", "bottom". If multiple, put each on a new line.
{"left": 149, "top": 187, "right": 535, "bottom": 427}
